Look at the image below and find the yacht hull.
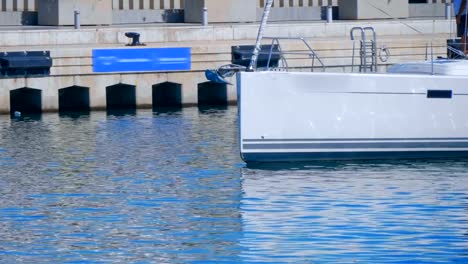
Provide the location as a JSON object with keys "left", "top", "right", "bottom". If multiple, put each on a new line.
{"left": 238, "top": 71, "right": 468, "bottom": 163}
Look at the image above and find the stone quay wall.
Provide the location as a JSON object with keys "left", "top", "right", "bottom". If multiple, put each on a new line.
{"left": 0, "top": 18, "right": 454, "bottom": 114}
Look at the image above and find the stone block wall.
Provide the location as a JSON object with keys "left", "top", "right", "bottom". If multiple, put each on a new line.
{"left": 0, "top": 0, "right": 459, "bottom": 25}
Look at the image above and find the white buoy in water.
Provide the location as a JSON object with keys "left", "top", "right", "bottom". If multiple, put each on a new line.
{"left": 14, "top": 111, "right": 21, "bottom": 117}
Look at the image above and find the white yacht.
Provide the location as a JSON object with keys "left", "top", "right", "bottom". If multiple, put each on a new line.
{"left": 238, "top": 60, "right": 468, "bottom": 162}
{"left": 208, "top": 0, "right": 468, "bottom": 163}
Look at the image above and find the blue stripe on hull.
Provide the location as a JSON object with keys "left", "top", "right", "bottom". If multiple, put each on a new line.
{"left": 241, "top": 151, "right": 468, "bottom": 163}
{"left": 243, "top": 137, "right": 468, "bottom": 142}
{"left": 244, "top": 141, "right": 468, "bottom": 150}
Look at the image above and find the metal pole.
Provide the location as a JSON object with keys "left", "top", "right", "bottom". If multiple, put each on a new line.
{"left": 431, "top": 43, "right": 434, "bottom": 75}
{"left": 74, "top": 10, "right": 80, "bottom": 29}
{"left": 445, "top": 3, "right": 452, "bottom": 20}
{"left": 202, "top": 7, "right": 208, "bottom": 26}
{"left": 327, "top": 6, "right": 333, "bottom": 23}
{"left": 248, "top": 0, "right": 274, "bottom": 71}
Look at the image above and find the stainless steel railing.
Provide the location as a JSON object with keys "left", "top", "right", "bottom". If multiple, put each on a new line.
{"left": 262, "top": 37, "right": 325, "bottom": 72}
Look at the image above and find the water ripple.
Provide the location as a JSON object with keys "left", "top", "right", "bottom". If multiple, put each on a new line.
{"left": 0, "top": 109, "right": 467, "bottom": 263}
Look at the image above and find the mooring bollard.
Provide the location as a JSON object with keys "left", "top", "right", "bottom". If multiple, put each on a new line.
{"left": 74, "top": 10, "right": 80, "bottom": 29}
{"left": 327, "top": 6, "right": 333, "bottom": 23}
{"left": 202, "top": 7, "right": 208, "bottom": 26}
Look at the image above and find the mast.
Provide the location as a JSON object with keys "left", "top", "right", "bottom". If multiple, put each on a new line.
{"left": 248, "top": 0, "right": 274, "bottom": 71}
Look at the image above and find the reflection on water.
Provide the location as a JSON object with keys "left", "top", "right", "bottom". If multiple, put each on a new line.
{"left": 58, "top": 111, "right": 91, "bottom": 120}
{"left": 106, "top": 109, "right": 137, "bottom": 117}
{"left": 10, "top": 112, "right": 42, "bottom": 122}
{"left": 241, "top": 160, "right": 468, "bottom": 263}
{"left": 0, "top": 107, "right": 467, "bottom": 263}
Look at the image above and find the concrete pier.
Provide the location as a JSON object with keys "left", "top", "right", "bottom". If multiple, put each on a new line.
{"left": 0, "top": 19, "right": 455, "bottom": 114}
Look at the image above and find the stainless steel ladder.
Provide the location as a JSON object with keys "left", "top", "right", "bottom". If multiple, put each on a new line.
{"left": 350, "top": 27, "right": 377, "bottom": 72}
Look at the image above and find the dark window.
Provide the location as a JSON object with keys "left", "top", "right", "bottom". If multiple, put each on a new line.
{"left": 427, "top": 90, "right": 452, "bottom": 99}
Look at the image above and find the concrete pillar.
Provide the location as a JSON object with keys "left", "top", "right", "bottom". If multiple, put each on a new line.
{"left": 0, "top": 85, "right": 9, "bottom": 113}
{"left": 122, "top": 0, "right": 130, "bottom": 9}
{"left": 26, "top": 0, "right": 36, "bottom": 11}
{"left": 339, "top": 0, "right": 409, "bottom": 20}
{"left": 163, "top": 0, "right": 171, "bottom": 9}
{"left": 173, "top": 0, "right": 182, "bottom": 9}
{"left": 38, "top": 0, "right": 112, "bottom": 26}
{"left": 184, "top": 0, "right": 256, "bottom": 23}
{"left": 119, "top": 73, "right": 153, "bottom": 108}
{"left": 86, "top": 75, "right": 119, "bottom": 110}
{"left": 136, "top": 74, "right": 153, "bottom": 108}
{"left": 141, "top": 0, "right": 150, "bottom": 9}
{"left": 172, "top": 72, "right": 199, "bottom": 106}
{"left": 16, "top": 0, "right": 25, "bottom": 11}
{"left": 5, "top": 0, "right": 13, "bottom": 11}
{"left": 112, "top": 0, "right": 120, "bottom": 9}
{"left": 42, "top": 81, "right": 59, "bottom": 112}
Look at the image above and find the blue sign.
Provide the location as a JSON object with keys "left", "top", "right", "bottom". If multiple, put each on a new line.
{"left": 92, "top": 47, "right": 191, "bottom": 73}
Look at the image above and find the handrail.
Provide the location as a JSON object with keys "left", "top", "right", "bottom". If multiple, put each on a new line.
{"left": 350, "top": 27, "right": 364, "bottom": 41}
{"left": 205, "top": 36, "right": 325, "bottom": 84}
{"left": 447, "top": 45, "right": 468, "bottom": 59}
{"left": 262, "top": 37, "right": 325, "bottom": 72}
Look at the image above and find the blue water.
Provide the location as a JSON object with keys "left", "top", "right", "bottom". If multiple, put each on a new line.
{"left": 0, "top": 107, "right": 467, "bottom": 263}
